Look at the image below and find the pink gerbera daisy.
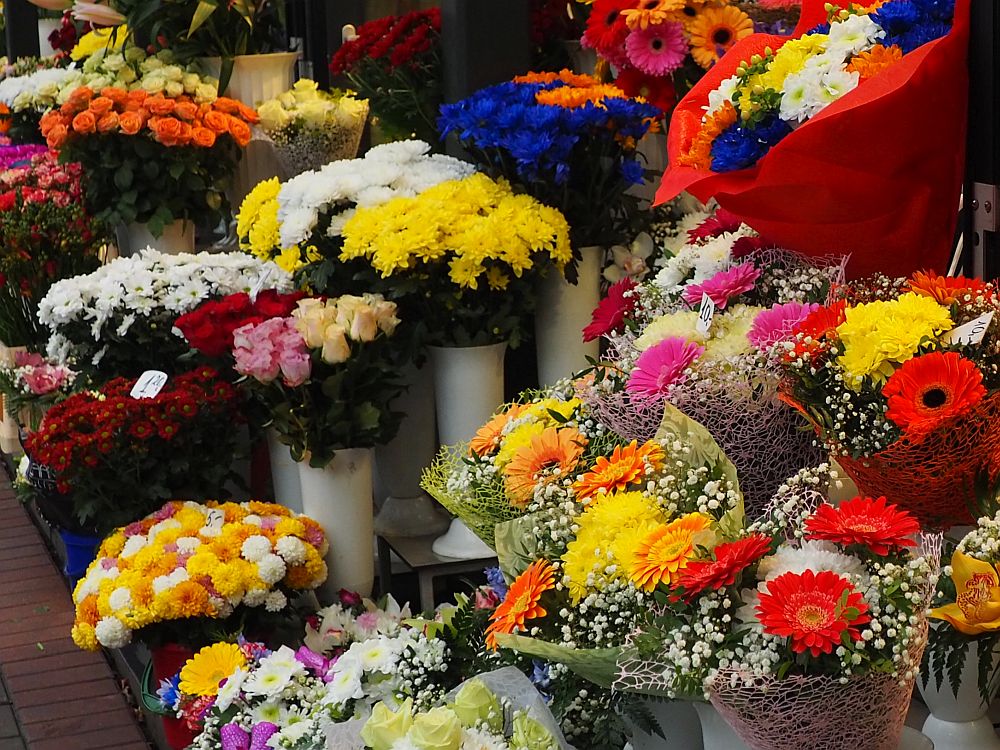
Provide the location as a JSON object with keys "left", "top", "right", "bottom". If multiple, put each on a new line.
{"left": 627, "top": 336, "right": 704, "bottom": 401}
{"left": 624, "top": 22, "right": 687, "bottom": 76}
{"left": 682, "top": 263, "right": 761, "bottom": 308}
{"left": 748, "top": 301, "right": 820, "bottom": 350}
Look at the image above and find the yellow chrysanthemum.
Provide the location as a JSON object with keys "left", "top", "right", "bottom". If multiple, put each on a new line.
{"left": 70, "top": 25, "right": 127, "bottom": 62}
{"left": 758, "top": 35, "right": 829, "bottom": 92}
{"left": 101, "top": 532, "right": 127, "bottom": 559}
{"left": 495, "top": 420, "right": 547, "bottom": 468}
{"left": 186, "top": 551, "right": 221, "bottom": 579}
{"left": 703, "top": 304, "right": 760, "bottom": 361}
{"left": 211, "top": 561, "right": 250, "bottom": 599}
{"left": 72, "top": 622, "right": 99, "bottom": 651}
{"left": 179, "top": 642, "right": 247, "bottom": 697}
{"left": 635, "top": 311, "right": 705, "bottom": 351}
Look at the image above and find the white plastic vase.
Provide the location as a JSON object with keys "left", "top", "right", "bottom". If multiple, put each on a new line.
{"left": 37, "top": 18, "right": 60, "bottom": 55}
{"left": 374, "top": 362, "right": 449, "bottom": 537}
{"left": 427, "top": 342, "right": 507, "bottom": 559}
{"left": 694, "top": 702, "right": 752, "bottom": 750}
{"left": 629, "top": 699, "right": 702, "bottom": 750}
{"left": 534, "top": 247, "right": 603, "bottom": 387}
{"left": 298, "top": 448, "right": 374, "bottom": 603}
{"left": 117, "top": 220, "right": 195, "bottom": 256}
{"left": 267, "top": 428, "right": 302, "bottom": 513}
{"left": 919, "top": 641, "right": 1000, "bottom": 750}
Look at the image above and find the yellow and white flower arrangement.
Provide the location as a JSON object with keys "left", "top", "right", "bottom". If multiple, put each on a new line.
{"left": 71, "top": 500, "right": 328, "bottom": 651}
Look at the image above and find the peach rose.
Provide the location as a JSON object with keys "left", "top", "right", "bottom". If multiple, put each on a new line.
{"left": 118, "top": 111, "right": 143, "bottom": 135}
{"left": 203, "top": 110, "right": 230, "bottom": 134}
{"left": 174, "top": 101, "right": 198, "bottom": 121}
{"left": 88, "top": 96, "right": 114, "bottom": 116}
{"left": 71, "top": 110, "right": 97, "bottom": 135}
{"left": 45, "top": 123, "right": 68, "bottom": 149}
{"left": 151, "top": 116, "right": 183, "bottom": 146}
{"left": 146, "top": 96, "right": 175, "bottom": 116}
{"left": 237, "top": 103, "right": 259, "bottom": 124}
{"left": 101, "top": 87, "right": 129, "bottom": 105}
{"left": 96, "top": 112, "right": 119, "bottom": 133}
{"left": 227, "top": 117, "right": 252, "bottom": 147}
{"left": 191, "top": 127, "right": 216, "bottom": 148}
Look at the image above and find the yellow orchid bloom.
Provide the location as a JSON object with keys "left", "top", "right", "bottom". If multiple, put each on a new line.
{"left": 930, "top": 550, "right": 1000, "bottom": 635}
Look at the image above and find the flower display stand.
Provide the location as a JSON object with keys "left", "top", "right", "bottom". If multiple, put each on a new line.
{"left": 267, "top": 428, "right": 302, "bottom": 513}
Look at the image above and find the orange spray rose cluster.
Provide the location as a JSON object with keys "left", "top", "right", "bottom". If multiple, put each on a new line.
{"left": 40, "top": 86, "right": 259, "bottom": 150}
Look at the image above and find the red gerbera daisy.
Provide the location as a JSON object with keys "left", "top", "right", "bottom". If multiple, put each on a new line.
{"left": 613, "top": 66, "right": 677, "bottom": 114}
{"left": 908, "top": 269, "right": 994, "bottom": 305}
{"left": 673, "top": 533, "right": 773, "bottom": 600}
{"left": 756, "top": 569, "right": 870, "bottom": 657}
{"left": 793, "top": 299, "right": 847, "bottom": 341}
{"left": 584, "top": 277, "right": 638, "bottom": 342}
{"left": 882, "top": 351, "right": 986, "bottom": 440}
{"left": 687, "top": 208, "right": 743, "bottom": 241}
{"left": 804, "top": 496, "right": 920, "bottom": 555}
{"left": 583, "top": 0, "right": 634, "bottom": 66}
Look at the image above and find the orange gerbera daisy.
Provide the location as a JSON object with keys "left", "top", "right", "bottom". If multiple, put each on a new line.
{"left": 469, "top": 403, "right": 528, "bottom": 457}
{"left": 688, "top": 5, "right": 753, "bottom": 69}
{"left": 503, "top": 427, "right": 587, "bottom": 506}
{"left": 573, "top": 440, "right": 665, "bottom": 500}
{"left": 629, "top": 513, "right": 712, "bottom": 591}
{"left": 846, "top": 44, "right": 903, "bottom": 80}
{"left": 908, "top": 269, "right": 993, "bottom": 305}
{"left": 622, "top": 0, "right": 686, "bottom": 29}
{"left": 882, "top": 351, "right": 986, "bottom": 440}
{"left": 678, "top": 100, "right": 738, "bottom": 169}
{"left": 485, "top": 560, "right": 556, "bottom": 649}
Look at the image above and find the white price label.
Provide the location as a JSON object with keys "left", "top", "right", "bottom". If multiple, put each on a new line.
{"left": 945, "top": 311, "right": 994, "bottom": 347}
{"left": 249, "top": 267, "right": 273, "bottom": 302}
{"left": 205, "top": 508, "right": 225, "bottom": 530}
{"left": 130, "top": 370, "right": 168, "bottom": 399}
{"left": 695, "top": 293, "right": 716, "bottom": 335}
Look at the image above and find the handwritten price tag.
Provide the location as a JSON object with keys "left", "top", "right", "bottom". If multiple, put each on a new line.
{"left": 945, "top": 311, "right": 994, "bottom": 347}
{"left": 130, "top": 370, "right": 168, "bottom": 399}
{"left": 205, "top": 508, "right": 225, "bottom": 530}
{"left": 696, "top": 293, "right": 716, "bottom": 336}
{"left": 249, "top": 267, "right": 273, "bottom": 302}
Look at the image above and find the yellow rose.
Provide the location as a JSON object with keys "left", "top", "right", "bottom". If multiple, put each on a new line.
{"left": 361, "top": 699, "right": 414, "bottom": 750}
{"left": 408, "top": 707, "right": 462, "bottom": 750}
{"left": 258, "top": 99, "right": 291, "bottom": 131}
{"left": 321, "top": 323, "right": 351, "bottom": 364}
{"left": 449, "top": 680, "right": 502, "bottom": 732}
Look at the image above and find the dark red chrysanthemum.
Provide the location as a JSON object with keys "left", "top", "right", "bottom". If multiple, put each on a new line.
{"left": 804, "top": 496, "right": 920, "bottom": 555}
{"left": 673, "top": 533, "right": 773, "bottom": 600}
{"left": 584, "top": 277, "right": 638, "bottom": 342}
{"left": 687, "top": 208, "right": 743, "bottom": 241}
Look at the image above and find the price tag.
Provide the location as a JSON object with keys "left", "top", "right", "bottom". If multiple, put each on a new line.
{"left": 249, "top": 267, "right": 273, "bottom": 302}
{"left": 695, "top": 293, "right": 716, "bottom": 336}
{"left": 205, "top": 508, "right": 225, "bottom": 530}
{"left": 945, "top": 311, "right": 994, "bottom": 347}
{"left": 130, "top": 370, "right": 168, "bottom": 399}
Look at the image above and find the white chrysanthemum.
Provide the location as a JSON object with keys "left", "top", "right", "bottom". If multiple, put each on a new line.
{"left": 251, "top": 701, "right": 282, "bottom": 725}
{"left": 213, "top": 666, "right": 246, "bottom": 712}
{"left": 108, "top": 587, "right": 132, "bottom": 612}
{"left": 706, "top": 75, "right": 740, "bottom": 117}
{"left": 460, "top": 727, "right": 509, "bottom": 750}
{"left": 94, "top": 616, "right": 131, "bottom": 648}
{"left": 264, "top": 590, "right": 288, "bottom": 613}
{"left": 242, "top": 660, "right": 299, "bottom": 698}
{"left": 120, "top": 535, "right": 148, "bottom": 559}
{"left": 243, "top": 588, "right": 269, "bottom": 607}
{"left": 243, "top": 514, "right": 262, "bottom": 527}
{"left": 256, "top": 554, "right": 287, "bottom": 585}
{"left": 346, "top": 636, "right": 401, "bottom": 674}
{"left": 389, "top": 738, "right": 423, "bottom": 750}
{"left": 322, "top": 663, "right": 364, "bottom": 707}
{"left": 241, "top": 535, "right": 273, "bottom": 563}
{"left": 757, "top": 540, "right": 866, "bottom": 581}
{"left": 274, "top": 536, "right": 306, "bottom": 566}
{"left": 827, "top": 13, "right": 884, "bottom": 56}
{"left": 175, "top": 536, "right": 201, "bottom": 554}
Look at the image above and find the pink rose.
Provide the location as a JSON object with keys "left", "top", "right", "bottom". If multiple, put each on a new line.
{"left": 21, "top": 364, "right": 69, "bottom": 395}
{"left": 14, "top": 352, "right": 44, "bottom": 368}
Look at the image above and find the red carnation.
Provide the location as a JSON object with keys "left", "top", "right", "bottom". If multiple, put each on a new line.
{"left": 583, "top": 277, "right": 638, "bottom": 342}
{"left": 673, "top": 533, "right": 773, "bottom": 600}
{"left": 252, "top": 289, "right": 305, "bottom": 318}
{"left": 804, "top": 496, "right": 920, "bottom": 555}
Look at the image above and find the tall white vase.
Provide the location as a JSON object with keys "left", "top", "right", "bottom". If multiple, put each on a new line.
{"left": 267, "top": 429, "right": 302, "bottom": 513}
{"left": 116, "top": 219, "right": 195, "bottom": 256}
{"left": 37, "top": 18, "right": 61, "bottom": 54}
{"left": 200, "top": 52, "right": 300, "bottom": 208}
{"left": 427, "top": 343, "right": 507, "bottom": 559}
{"left": 920, "top": 642, "right": 1000, "bottom": 750}
{"left": 297, "top": 448, "right": 374, "bottom": 603}
{"left": 629, "top": 699, "right": 702, "bottom": 750}
{"left": 374, "top": 362, "right": 449, "bottom": 537}
{"left": 534, "top": 247, "right": 603, "bottom": 387}
{"left": 694, "top": 702, "right": 752, "bottom": 750}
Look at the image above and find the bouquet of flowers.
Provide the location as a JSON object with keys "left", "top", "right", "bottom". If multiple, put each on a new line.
{"left": 70, "top": 499, "right": 327, "bottom": 651}
{"left": 777, "top": 271, "right": 1000, "bottom": 527}
{"left": 236, "top": 140, "right": 473, "bottom": 275}
{"left": 611, "top": 475, "right": 939, "bottom": 750}
{"left": 257, "top": 79, "right": 369, "bottom": 177}
{"left": 0, "top": 351, "right": 76, "bottom": 431}
{"left": 657, "top": 0, "right": 969, "bottom": 278}
{"left": 924, "top": 513, "right": 1000, "bottom": 703}
{"left": 0, "top": 149, "right": 107, "bottom": 349}
{"left": 40, "top": 83, "right": 257, "bottom": 233}
{"left": 38, "top": 249, "right": 292, "bottom": 377}
{"left": 232, "top": 294, "right": 405, "bottom": 466}
{"left": 25, "top": 367, "right": 245, "bottom": 533}
{"left": 580, "top": 209, "right": 843, "bottom": 509}
{"left": 438, "top": 71, "right": 660, "bottom": 259}
{"left": 329, "top": 9, "right": 442, "bottom": 147}
{"left": 339, "top": 172, "right": 572, "bottom": 348}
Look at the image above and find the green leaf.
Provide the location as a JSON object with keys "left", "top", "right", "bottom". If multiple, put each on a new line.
{"left": 493, "top": 633, "right": 621, "bottom": 688}
{"left": 114, "top": 164, "right": 133, "bottom": 191}
{"left": 494, "top": 514, "right": 544, "bottom": 580}
{"left": 188, "top": 0, "right": 219, "bottom": 36}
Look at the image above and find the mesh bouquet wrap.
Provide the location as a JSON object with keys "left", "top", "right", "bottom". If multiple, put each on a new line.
{"left": 272, "top": 99, "right": 369, "bottom": 178}
{"left": 655, "top": 0, "right": 972, "bottom": 279}
{"left": 832, "top": 391, "right": 1000, "bottom": 528}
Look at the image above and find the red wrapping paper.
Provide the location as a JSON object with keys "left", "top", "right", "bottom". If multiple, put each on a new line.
{"left": 655, "top": 0, "right": 971, "bottom": 279}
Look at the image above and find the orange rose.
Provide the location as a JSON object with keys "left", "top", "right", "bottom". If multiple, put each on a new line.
{"left": 191, "top": 127, "right": 216, "bottom": 148}
{"left": 124, "top": 90, "right": 148, "bottom": 111}
{"left": 71, "top": 110, "right": 97, "bottom": 135}
{"left": 45, "top": 123, "right": 68, "bottom": 149}
{"left": 97, "top": 112, "right": 119, "bottom": 133}
{"left": 146, "top": 95, "right": 175, "bottom": 116}
{"left": 89, "top": 96, "right": 114, "bottom": 116}
{"left": 213, "top": 98, "right": 241, "bottom": 115}
{"left": 237, "top": 103, "right": 259, "bottom": 124}
{"left": 227, "top": 117, "right": 252, "bottom": 147}
{"left": 203, "top": 110, "right": 230, "bottom": 134}
{"left": 61, "top": 86, "right": 94, "bottom": 116}
{"left": 39, "top": 110, "right": 61, "bottom": 137}
{"left": 174, "top": 101, "right": 198, "bottom": 121}
{"left": 151, "top": 116, "right": 183, "bottom": 146}
{"left": 118, "top": 111, "right": 143, "bottom": 135}
{"left": 177, "top": 121, "right": 193, "bottom": 145}
{"left": 0, "top": 103, "right": 10, "bottom": 136}
{"left": 101, "top": 87, "right": 129, "bottom": 105}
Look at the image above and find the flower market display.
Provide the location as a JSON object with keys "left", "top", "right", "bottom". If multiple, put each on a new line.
{"left": 778, "top": 271, "right": 1000, "bottom": 527}
{"left": 0, "top": 350, "right": 75, "bottom": 431}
